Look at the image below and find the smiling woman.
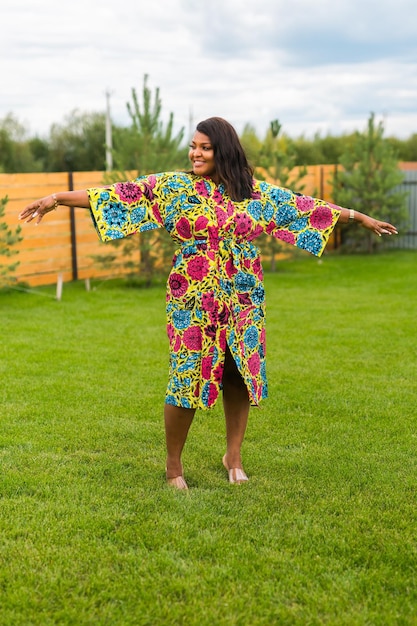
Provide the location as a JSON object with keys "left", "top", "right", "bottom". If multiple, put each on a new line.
{"left": 19, "top": 116, "right": 398, "bottom": 491}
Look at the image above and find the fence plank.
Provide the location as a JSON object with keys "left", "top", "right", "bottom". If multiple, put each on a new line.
{"left": 1, "top": 165, "right": 415, "bottom": 286}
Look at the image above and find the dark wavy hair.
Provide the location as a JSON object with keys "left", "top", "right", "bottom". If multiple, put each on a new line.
{"left": 195, "top": 117, "right": 254, "bottom": 201}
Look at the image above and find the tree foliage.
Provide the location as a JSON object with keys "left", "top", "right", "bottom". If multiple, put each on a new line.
{"left": 243, "top": 120, "right": 307, "bottom": 271}
{"left": 93, "top": 75, "right": 187, "bottom": 285}
{"left": 48, "top": 110, "right": 107, "bottom": 171}
{"left": 332, "top": 113, "right": 408, "bottom": 252}
{"left": 0, "top": 196, "right": 23, "bottom": 287}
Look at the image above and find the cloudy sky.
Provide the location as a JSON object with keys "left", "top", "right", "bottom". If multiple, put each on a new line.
{"left": 2, "top": 0, "right": 417, "bottom": 141}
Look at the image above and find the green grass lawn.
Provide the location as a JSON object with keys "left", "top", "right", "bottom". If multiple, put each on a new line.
{"left": 1, "top": 250, "right": 417, "bottom": 625}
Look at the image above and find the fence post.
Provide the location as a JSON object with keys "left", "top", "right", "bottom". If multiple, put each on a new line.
{"left": 68, "top": 171, "right": 78, "bottom": 281}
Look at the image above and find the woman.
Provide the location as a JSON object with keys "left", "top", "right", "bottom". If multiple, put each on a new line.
{"left": 19, "top": 117, "right": 398, "bottom": 490}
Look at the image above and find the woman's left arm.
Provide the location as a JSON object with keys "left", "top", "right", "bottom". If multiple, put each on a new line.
{"left": 338, "top": 208, "right": 398, "bottom": 237}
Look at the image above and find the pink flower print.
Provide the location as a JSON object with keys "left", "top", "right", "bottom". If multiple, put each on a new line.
{"left": 218, "top": 305, "right": 230, "bottom": 326}
{"left": 169, "top": 273, "right": 189, "bottom": 297}
{"left": 201, "top": 356, "right": 213, "bottom": 379}
{"left": 209, "top": 310, "right": 218, "bottom": 324}
{"left": 167, "top": 323, "right": 175, "bottom": 343}
{"left": 252, "top": 257, "right": 263, "bottom": 279}
{"left": 266, "top": 221, "right": 275, "bottom": 235}
{"left": 244, "top": 258, "right": 251, "bottom": 269}
{"left": 207, "top": 383, "right": 218, "bottom": 406}
{"left": 213, "top": 189, "right": 224, "bottom": 205}
{"left": 235, "top": 212, "right": 252, "bottom": 236}
{"left": 195, "top": 180, "right": 210, "bottom": 197}
{"left": 173, "top": 335, "right": 182, "bottom": 352}
{"left": 115, "top": 182, "right": 143, "bottom": 203}
{"left": 251, "top": 190, "right": 261, "bottom": 200}
{"left": 248, "top": 353, "right": 261, "bottom": 375}
{"left": 219, "top": 329, "right": 227, "bottom": 350}
{"left": 250, "top": 224, "right": 263, "bottom": 240}
{"left": 225, "top": 257, "right": 238, "bottom": 278}
{"left": 310, "top": 206, "right": 334, "bottom": 230}
{"left": 216, "top": 207, "right": 227, "bottom": 227}
{"left": 142, "top": 176, "right": 156, "bottom": 200}
{"left": 238, "top": 293, "right": 251, "bottom": 306}
{"left": 276, "top": 230, "right": 296, "bottom": 245}
{"left": 177, "top": 217, "right": 192, "bottom": 239}
{"left": 183, "top": 326, "right": 202, "bottom": 351}
{"left": 202, "top": 291, "right": 216, "bottom": 311}
{"left": 226, "top": 201, "right": 235, "bottom": 217}
{"left": 204, "top": 324, "right": 217, "bottom": 338}
{"left": 195, "top": 215, "right": 209, "bottom": 231}
{"left": 260, "top": 328, "right": 266, "bottom": 352}
{"left": 152, "top": 203, "right": 162, "bottom": 224}
{"left": 296, "top": 195, "right": 315, "bottom": 212}
{"left": 187, "top": 256, "right": 209, "bottom": 281}
{"left": 327, "top": 202, "right": 340, "bottom": 211}
{"left": 213, "top": 363, "right": 224, "bottom": 384}
{"left": 208, "top": 225, "right": 219, "bottom": 250}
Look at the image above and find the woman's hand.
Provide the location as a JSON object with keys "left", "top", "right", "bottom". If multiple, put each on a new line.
{"left": 19, "top": 195, "right": 57, "bottom": 225}
{"left": 358, "top": 214, "right": 398, "bottom": 237}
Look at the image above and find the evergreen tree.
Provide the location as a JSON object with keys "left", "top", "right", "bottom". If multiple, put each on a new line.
{"left": 94, "top": 75, "right": 187, "bottom": 285}
{"left": 0, "top": 196, "right": 23, "bottom": 287}
{"left": 332, "top": 113, "right": 408, "bottom": 253}
{"left": 255, "top": 120, "right": 307, "bottom": 271}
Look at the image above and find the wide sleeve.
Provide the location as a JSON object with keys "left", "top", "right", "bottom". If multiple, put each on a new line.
{"left": 255, "top": 180, "right": 342, "bottom": 257}
{"left": 87, "top": 172, "right": 172, "bottom": 243}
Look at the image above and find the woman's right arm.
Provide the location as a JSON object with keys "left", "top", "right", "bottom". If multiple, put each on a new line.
{"left": 19, "top": 190, "right": 92, "bottom": 225}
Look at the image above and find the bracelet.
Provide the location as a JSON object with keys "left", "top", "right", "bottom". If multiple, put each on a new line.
{"left": 349, "top": 209, "right": 355, "bottom": 221}
{"left": 52, "top": 194, "right": 59, "bottom": 211}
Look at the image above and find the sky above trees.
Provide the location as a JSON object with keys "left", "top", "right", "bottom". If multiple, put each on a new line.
{"left": 2, "top": 0, "right": 417, "bottom": 139}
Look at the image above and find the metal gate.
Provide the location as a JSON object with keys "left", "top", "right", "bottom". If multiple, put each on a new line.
{"left": 390, "top": 170, "right": 417, "bottom": 249}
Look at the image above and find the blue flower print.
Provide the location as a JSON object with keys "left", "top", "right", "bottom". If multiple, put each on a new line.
{"left": 139, "top": 223, "right": 158, "bottom": 232}
{"left": 130, "top": 206, "right": 146, "bottom": 224}
{"left": 172, "top": 310, "right": 191, "bottom": 330}
{"left": 247, "top": 200, "right": 262, "bottom": 220}
{"left": 251, "top": 286, "right": 265, "bottom": 305}
{"left": 165, "top": 394, "right": 177, "bottom": 406}
{"left": 297, "top": 230, "right": 323, "bottom": 256}
{"left": 201, "top": 381, "right": 211, "bottom": 406}
{"left": 235, "top": 272, "right": 256, "bottom": 292}
{"left": 262, "top": 202, "right": 274, "bottom": 221}
{"left": 244, "top": 326, "right": 259, "bottom": 350}
{"left": 274, "top": 204, "right": 298, "bottom": 226}
{"left": 105, "top": 229, "right": 124, "bottom": 240}
{"left": 181, "top": 398, "right": 191, "bottom": 408}
{"left": 99, "top": 191, "right": 110, "bottom": 202}
{"left": 268, "top": 187, "right": 292, "bottom": 204}
{"left": 220, "top": 279, "right": 232, "bottom": 296}
{"left": 103, "top": 202, "right": 128, "bottom": 227}
{"left": 289, "top": 217, "right": 309, "bottom": 232}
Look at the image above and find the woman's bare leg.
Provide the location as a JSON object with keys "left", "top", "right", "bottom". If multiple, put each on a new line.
{"left": 222, "top": 346, "right": 250, "bottom": 473}
{"left": 164, "top": 403, "right": 196, "bottom": 480}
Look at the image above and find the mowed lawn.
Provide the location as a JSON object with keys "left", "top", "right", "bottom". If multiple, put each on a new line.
{"left": 1, "top": 251, "right": 416, "bottom": 625}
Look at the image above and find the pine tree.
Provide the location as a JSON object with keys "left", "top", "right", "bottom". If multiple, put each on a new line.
{"left": 93, "top": 75, "right": 187, "bottom": 285}
{"left": 255, "top": 120, "right": 306, "bottom": 271}
{"left": 0, "top": 196, "right": 23, "bottom": 288}
{"left": 332, "top": 113, "right": 408, "bottom": 253}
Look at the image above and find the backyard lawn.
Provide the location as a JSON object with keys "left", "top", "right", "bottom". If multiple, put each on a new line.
{"left": 1, "top": 251, "right": 416, "bottom": 625}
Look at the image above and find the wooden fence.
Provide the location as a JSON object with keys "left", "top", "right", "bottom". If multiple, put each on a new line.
{"left": 1, "top": 164, "right": 413, "bottom": 287}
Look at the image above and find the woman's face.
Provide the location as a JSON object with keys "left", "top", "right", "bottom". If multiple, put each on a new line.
{"left": 189, "top": 131, "right": 218, "bottom": 181}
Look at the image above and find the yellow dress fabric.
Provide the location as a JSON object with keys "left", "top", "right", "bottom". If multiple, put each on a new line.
{"left": 88, "top": 172, "right": 341, "bottom": 410}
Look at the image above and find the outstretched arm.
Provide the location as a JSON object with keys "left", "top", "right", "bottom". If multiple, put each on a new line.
{"left": 337, "top": 208, "right": 398, "bottom": 237}
{"left": 19, "top": 190, "right": 92, "bottom": 225}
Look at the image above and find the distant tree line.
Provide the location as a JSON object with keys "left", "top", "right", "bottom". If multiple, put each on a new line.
{"left": 0, "top": 75, "right": 410, "bottom": 289}
{"left": 1, "top": 89, "right": 417, "bottom": 174}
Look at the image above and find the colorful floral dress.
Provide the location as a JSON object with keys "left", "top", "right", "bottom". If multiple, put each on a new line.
{"left": 87, "top": 172, "right": 341, "bottom": 410}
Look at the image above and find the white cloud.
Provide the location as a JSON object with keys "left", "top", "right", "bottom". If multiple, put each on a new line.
{"left": 1, "top": 0, "right": 417, "bottom": 139}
